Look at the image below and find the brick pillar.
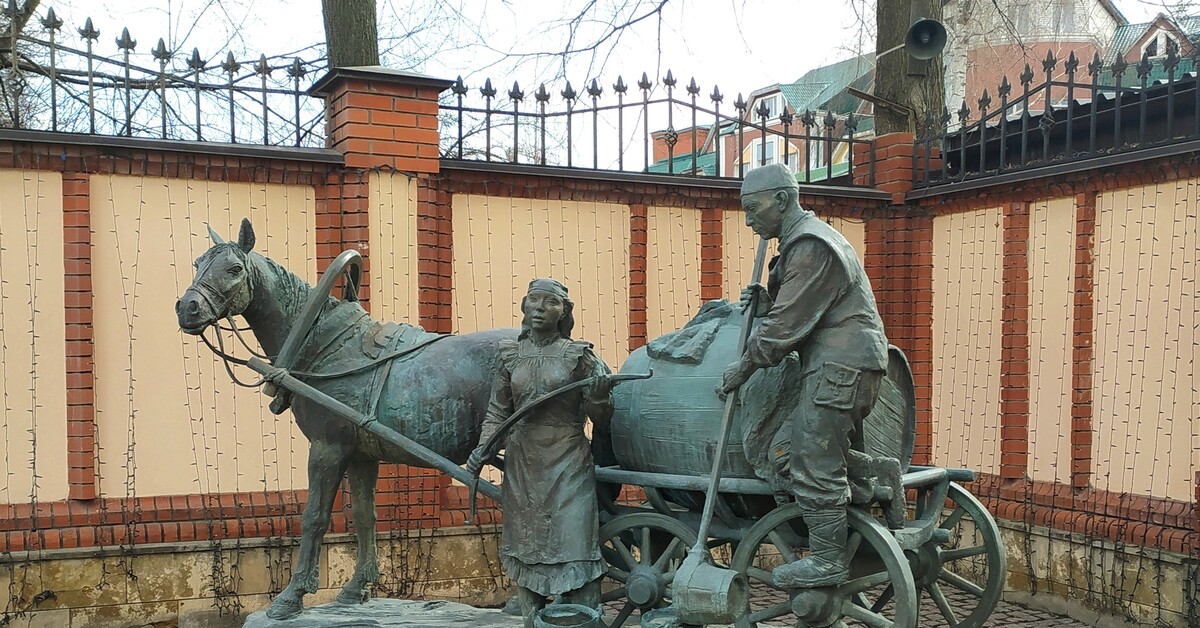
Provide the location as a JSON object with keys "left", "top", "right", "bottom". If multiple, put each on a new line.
{"left": 1071, "top": 192, "right": 1096, "bottom": 489}
{"left": 865, "top": 211, "right": 934, "bottom": 465}
{"left": 311, "top": 67, "right": 453, "bottom": 530}
{"left": 699, "top": 208, "right": 724, "bottom": 302}
{"left": 1000, "top": 201, "right": 1031, "bottom": 480}
{"left": 310, "top": 67, "right": 449, "bottom": 172}
{"left": 63, "top": 172, "right": 96, "bottom": 501}
{"left": 629, "top": 204, "right": 649, "bottom": 351}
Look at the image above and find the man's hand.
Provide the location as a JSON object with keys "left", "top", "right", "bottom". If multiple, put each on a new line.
{"left": 739, "top": 282, "right": 773, "bottom": 317}
{"left": 719, "top": 359, "right": 756, "bottom": 399}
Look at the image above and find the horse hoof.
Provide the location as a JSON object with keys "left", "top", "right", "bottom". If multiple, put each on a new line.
{"left": 335, "top": 587, "right": 369, "bottom": 605}
{"left": 266, "top": 597, "right": 303, "bottom": 620}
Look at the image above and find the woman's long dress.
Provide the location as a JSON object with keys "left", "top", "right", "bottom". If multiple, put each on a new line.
{"left": 480, "top": 336, "right": 611, "bottom": 596}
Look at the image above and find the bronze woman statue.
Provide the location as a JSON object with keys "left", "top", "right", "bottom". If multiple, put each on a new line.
{"left": 467, "top": 278, "right": 612, "bottom": 627}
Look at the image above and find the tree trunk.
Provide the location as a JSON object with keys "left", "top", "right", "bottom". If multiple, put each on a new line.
{"left": 322, "top": 0, "right": 380, "bottom": 68}
{"left": 874, "top": 0, "right": 945, "bottom": 135}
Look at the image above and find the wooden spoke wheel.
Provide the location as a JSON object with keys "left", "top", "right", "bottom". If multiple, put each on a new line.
{"left": 731, "top": 504, "right": 918, "bottom": 628}
{"left": 909, "top": 482, "right": 1005, "bottom": 628}
{"left": 598, "top": 512, "right": 696, "bottom": 628}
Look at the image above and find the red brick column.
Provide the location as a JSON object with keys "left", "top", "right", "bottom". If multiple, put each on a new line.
{"left": 629, "top": 204, "right": 649, "bottom": 351}
{"left": 311, "top": 67, "right": 453, "bottom": 529}
{"left": 865, "top": 211, "right": 934, "bottom": 465}
{"left": 311, "top": 67, "right": 447, "bottom": 173}
{"left": 699, "top": 208, "right": 724, "bottom": 302}
{"left": 416, "top": 175, "right": 453, "bottom": 334}
{"left": 63, "top": 172, "right": 96, "bottom": 501}
{"left": 1071, "top": 192, "right": 1096, "bottom": 489}
{"left": 1000, "top": 201, "right": 1031, "bottom": 480}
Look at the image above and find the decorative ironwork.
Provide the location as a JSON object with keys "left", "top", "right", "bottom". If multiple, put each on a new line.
{"left": 442, "top": 71, "right": 877, "bottom": 185}
{"left": 0, "top": 8, "right": 325, "bottom": 147}
{"left": 914, "top": 52, "right": 1200, "bottom": 190}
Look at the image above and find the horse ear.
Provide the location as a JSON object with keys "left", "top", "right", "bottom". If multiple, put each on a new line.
{"left": 237, "top": 218, "right": 256, "bottom": 253}
{"left": 207, "top": 224, "right": 225, "bottom": 244}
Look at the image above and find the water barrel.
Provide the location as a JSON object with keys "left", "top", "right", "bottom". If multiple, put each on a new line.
{"left": 607, "top": 300, "right": 915, "bottom": 515}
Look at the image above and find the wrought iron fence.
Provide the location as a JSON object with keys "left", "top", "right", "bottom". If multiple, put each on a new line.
{"left": 0, "top": 7, "right": 327, "bottom": 147}
{"left": 441, "top": 70, "right": 877, "bottom": 186}
{"left": 914, "top": 45, "right": 1200, "bottom": 189}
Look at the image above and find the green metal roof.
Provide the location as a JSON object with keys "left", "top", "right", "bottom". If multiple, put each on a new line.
{"left": 1104, "top": 15, "right": 1200, "bottom": 65}
{"left": 646, "top": 151, "right": 718, "bottom": 176}
{"left": 779, "top": 53, "right": 875, "bottom": 114}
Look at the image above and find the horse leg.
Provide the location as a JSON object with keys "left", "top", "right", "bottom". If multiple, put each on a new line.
{"left": 268, "top": 441, "right": 350, "bottom": 619}
{"left": 336, "top": 458, "right": 380, "bottom": 604}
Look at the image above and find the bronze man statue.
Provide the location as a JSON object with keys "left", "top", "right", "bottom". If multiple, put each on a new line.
{"left": 467, "top": 279, "right": 613, "bottom": 627}
{"left": 720, "top": 164, "right": 889, "bottom": 589}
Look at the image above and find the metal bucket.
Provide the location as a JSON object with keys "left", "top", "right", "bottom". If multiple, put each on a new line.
{"left": 639, "top": 606, "right": 682, "bottom": 627}
{"left": 673, "top": 561, "right": 749, "bottom": 625}
{"left": 533, "top": 603, "right": 601, "bottom": 628}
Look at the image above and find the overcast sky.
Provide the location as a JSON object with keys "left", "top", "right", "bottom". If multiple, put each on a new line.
{"left": 39, "top": 0, "right": 1174, "bottom": 103}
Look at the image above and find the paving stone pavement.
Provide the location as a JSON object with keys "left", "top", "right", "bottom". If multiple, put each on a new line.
{"left": 602, "top": 582, "right": 1097, "bottom": 627}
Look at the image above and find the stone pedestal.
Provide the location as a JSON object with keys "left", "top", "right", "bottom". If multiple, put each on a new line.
{"left": 243, "top": 598, "right": 523, "bottom": 627}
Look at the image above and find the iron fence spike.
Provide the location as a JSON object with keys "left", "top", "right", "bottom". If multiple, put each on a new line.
{"left": 780, "top": 109, "right": 793, "bottom": 125}
{"left": 1112, "top": 56, "right": 1128, "bottom": 77}
{"left": 845, "top": 111, "right": 857, "bottom": 132}
{"left": 957, "top": 101, "right": 970, "bottom": 122}
{"left": 480, "top": 78, "right": 496, "bottom": 98}
{"left": 79, "top": 17, "right": 99, "bottom": 41}
{"left": 116, "top": 27, "right": 136, "bottom": 51}
{"left": 561, "top": 80, "right": 576, "bottom": 100}
{"left": 637, "top": 72, "right": 652, "bottom": 90}
{"left": 509, "top": 80, "right": 524, "bottom": 101}
{"left": 222, "top": 51, "right": 240, "bottom": 74}
{"left": 1043, "top": 49, "right": 1057, "bottom": 73}
{"left": 613, "top": 75, "right": 627, "bottom": 94}
{"left": 287, "top": 57, "right": 306, "bottom": 78}
{"left": 451, "top": 75, "right": 467, "bottom": 95}
{"left": 998, "top": 75, "right": 1011, "bottom": 98}
{"left": 663, "top": 69, "right": 676, "bottom": 87}
{"left": 734, "top": 93, "right": 747, "bottom": 110}
{"left": 41, "top": 7, "right": 62, "bottom": 31}
{"left": 1020, "top": 63, "right": 1034, "bottom": 86}
{"left": 823, "top": 110, "right": 836, "bottom": 127}
{"left": 535, "top": 83, "right": 550, "bottom": 102}
{"left": 801, "top": 109, "right": 815, "bottom": 127}
{"left": 187, "top": 47, "right": 204, "bottom": 71}
{"left": 1088, "top": 51, "right": 1103, "bottom": 76}
{"left": 687, "top": 77, "right": 700, "bottom": 95}
{"left": 152, "top": 38, "right": 170, "bottom": 62}
{"left": 255, "top": 54, "right": 271, "bottom": 76}
{"left": 978, "top": 89, "right": 991, "bottom": 110}
{"left": 1065, "top": 51, "right": 1079, "bottom": 74}
{"left": 1137, "top": 50, "right": 1153, "bottom": 79}
{"left": 587, "top": 78, "right": 602, "bottom": 98}
{"left": 756, "top": 100, "right": 770, "bottom": 119}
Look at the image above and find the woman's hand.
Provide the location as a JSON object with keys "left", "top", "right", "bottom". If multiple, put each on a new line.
{"left": 587, "top": 373, "right": 613, "bottom": 401}
{"left": 466, "top": 445, "right": 490, "bottom": 476}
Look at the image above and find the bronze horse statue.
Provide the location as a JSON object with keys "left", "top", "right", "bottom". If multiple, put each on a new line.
{"left": 175, "top": 219, "right": 514, "bottom": 619}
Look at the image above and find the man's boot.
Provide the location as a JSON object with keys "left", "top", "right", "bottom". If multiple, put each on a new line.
{"left": 772, "top": 506, "right": 850, "bottom": 589}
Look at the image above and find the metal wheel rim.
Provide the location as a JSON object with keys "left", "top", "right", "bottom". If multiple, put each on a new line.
{"left": 730, "top": 503, "right": 918, "bottom": 628}
{"left": 598, "top": 511, "right": 697, "bottom": 628}
{"left": 915, "top": 482, "right": 1006, "bottom": 628}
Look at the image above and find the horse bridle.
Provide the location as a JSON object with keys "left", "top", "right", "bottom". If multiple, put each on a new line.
{"left": 189, "top": 245, "right": 269, "bottom": 387}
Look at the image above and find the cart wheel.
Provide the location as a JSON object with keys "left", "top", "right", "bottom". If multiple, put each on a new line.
{"left": 910, "top": 482, "right": 1006, "bottom": 628}
{"left": 598, "top": 512, "right": 696, "bottom": 628}
{"left": 731, "top": 504, "right": 917, "bottom": 628}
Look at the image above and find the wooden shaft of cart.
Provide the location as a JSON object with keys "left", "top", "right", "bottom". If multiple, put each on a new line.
{"left": 246, "top": 356, "right": 502, "bottom": 502}
{"left": 691, "top": 237, "right": 768, "bottom": 555}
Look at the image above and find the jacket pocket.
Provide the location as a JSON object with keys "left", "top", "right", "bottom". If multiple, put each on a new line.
{"left": 812, "top": 362, "right": 861, "bottom": 410}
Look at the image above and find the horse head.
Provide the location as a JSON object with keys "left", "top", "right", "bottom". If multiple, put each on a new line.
{"left": 175, "top": 218, "right": 258, "bottom": 334}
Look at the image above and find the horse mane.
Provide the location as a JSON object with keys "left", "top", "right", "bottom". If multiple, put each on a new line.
{"left": 251, "top": 250, "right": 319, "bottom": 319}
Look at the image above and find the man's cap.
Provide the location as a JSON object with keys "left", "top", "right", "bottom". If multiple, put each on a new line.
{"left": 740, "top": 164, "right": 798, "bottom": 196}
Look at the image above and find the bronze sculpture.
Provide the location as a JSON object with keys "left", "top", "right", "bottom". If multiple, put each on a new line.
{"left": 467, "top": 279, "right": 613, "bottom": 628}
{"left": 720, "top": 164, "right": 890, "bottom": 590}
